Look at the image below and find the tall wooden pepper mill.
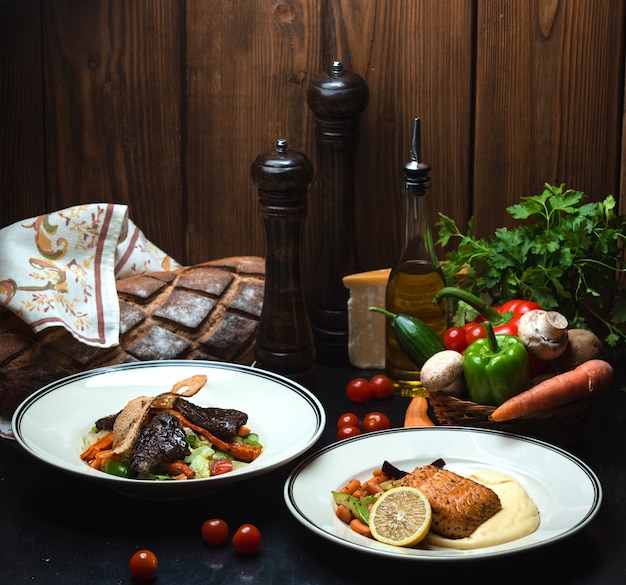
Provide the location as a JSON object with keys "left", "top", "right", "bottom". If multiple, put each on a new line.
{"left": 307, "top": 60, "right": 369, "bottom": 365}
{"left": 251, "top": 139, "right": 316, "bottom": 388}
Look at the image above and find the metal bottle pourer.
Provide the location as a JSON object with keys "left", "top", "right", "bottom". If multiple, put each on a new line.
{"left": 403, "top": 117, "right": 432, "bottom": 196}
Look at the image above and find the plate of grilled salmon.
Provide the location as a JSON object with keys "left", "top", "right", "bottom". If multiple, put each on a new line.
{"left": 12, "top": 360, "right": 325, "bottom": 499}
{"left": 284, "top": 426, "right": 601, "bottom": 560}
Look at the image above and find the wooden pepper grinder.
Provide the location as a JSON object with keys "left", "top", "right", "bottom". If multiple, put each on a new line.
{"left": 307, "top": 61, "right": 369, "bottom": 365}
{"left": 251, "top": 139, "right": 316, "bottom": 388}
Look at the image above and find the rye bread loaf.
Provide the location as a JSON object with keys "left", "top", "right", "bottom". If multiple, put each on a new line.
{"left": 0, "top": 256, "right": 265, "bottom": 418}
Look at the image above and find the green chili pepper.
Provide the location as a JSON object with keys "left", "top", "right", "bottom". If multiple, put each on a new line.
{"left": 462, "top": 321, "right": 530, "bottom": 406}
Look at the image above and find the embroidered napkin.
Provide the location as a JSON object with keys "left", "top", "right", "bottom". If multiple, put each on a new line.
{"left": 0, "top": 203, "right": 182, "bottom": 347}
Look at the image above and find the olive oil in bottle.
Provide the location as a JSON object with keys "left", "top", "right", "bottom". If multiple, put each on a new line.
{"left": 385, "top": 118, "right": 447, "bottom": 396}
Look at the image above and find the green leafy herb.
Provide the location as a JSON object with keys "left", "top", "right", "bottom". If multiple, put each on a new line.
{"left": 437, "top": 183, "right": 626, "bottom": 346}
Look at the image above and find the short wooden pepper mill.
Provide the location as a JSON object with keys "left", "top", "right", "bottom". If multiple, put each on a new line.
{"left": 251, "top": 139, "right": 316, "bottom": 388}
{"left": 307, "top": 60, "right": 369, "bottom": 365}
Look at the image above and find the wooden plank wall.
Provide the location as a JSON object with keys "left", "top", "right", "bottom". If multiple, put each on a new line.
{"left": 1, "top": 1, "right": 624, "bottom": 290}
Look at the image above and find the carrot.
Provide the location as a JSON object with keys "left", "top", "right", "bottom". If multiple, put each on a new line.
{"left": 335, "top": 504, "right": 353, "bottom": 524}
{"left": 339, "top": 478, "right": 361, "bottom": 495}
{"left": 349, "top": 518, "right": 372, "bottom": 538}
{"left": 491, "top": 359, "right": 614, "bottom": 422}
{"left": 89, "top": 449, "right": 116, "bottom": 470}
{"left": 351, "top": 487, "right": 364, "bottom": 499}
{"left": 159, "top": 460, "right": 196, "bottom": 479}
{"left": 80, "top": 432, "right": 114, "bottom": 461}
{"left": 164, "top": 410, "right": 262, "bottom": 462}
{"left": 362, "top": 479, "right": 384, "bottom": 495}
{"left": 237, "top": 425, "right": 252, "bottom": 437}
{"left": 404, "top": 396, "right": 435, "bottom": 427}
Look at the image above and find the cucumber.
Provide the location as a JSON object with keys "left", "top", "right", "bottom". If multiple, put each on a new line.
{"left": 370, "top": 307, "right": 445, "bottom": 368}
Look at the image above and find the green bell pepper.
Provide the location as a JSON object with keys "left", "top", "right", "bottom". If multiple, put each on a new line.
{"left": 462, "top": 321, "right": 530, "bottom": 406}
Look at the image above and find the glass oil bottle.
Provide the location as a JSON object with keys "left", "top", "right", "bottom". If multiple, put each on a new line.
{"left": 385, "top": 117, "right": 448, "bottom": 396}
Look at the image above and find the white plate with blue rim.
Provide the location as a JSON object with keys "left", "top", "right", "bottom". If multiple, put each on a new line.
{"left": 284, "top": 426, "right": 601, "bottom": 560}
{"left": 12, "top": 360, "right": 325, "bottom": 499}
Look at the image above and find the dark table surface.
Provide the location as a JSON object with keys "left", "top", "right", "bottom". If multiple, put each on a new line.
{"left": 1, "top": 357, "right": 625, "bottom": 585}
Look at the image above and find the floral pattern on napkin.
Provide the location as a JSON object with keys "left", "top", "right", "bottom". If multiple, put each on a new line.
{"left": 0, "top": 203, "right": 182, "bottom": 348}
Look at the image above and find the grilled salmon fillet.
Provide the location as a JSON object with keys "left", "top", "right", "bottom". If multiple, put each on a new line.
{"left": 396, "top": 464, "right": 502, "bottom": 539}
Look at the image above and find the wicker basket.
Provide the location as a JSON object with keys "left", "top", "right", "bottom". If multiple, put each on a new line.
{"left": 428, "top": 393, "right": 594, "bottom": 445}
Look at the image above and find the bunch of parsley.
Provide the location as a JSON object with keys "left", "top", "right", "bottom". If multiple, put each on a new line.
{"left": 437, "top": 183, "right": 626, "bottom": 346}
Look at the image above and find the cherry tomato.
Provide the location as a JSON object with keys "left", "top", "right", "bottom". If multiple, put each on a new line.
{"left": 346, "top": 378, "right": 373, "bottom": 404}
{"left": 337, "top": 412, "right": 359, "bottom": 429}
{"left": 129, "top": 550, "right": 158, "bottom": 580}
{"left": 336, "top": 425, "right": 361, "bottom": 440}
{"left": 232, "top": 524, "right": 261, "bottom": 554}
{"left": 369, "top": 374, "right": 393, "bottom": 399}
{"left": 201, "top": 518, "right": 229, "bottom": 545}
{"left": 361, "top": 412, "right": 391, "bottom": 433}
{"left": 443, "top": 326, "right": 467, "bottom": 352}
{"left": 463, "top": 322, "right": 485, "bottom": 346}
{"left": 210, "top": 459, "right": 234, "bottom": 476}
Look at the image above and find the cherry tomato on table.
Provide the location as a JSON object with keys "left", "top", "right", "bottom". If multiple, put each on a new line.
{"left": 129, "top": 550, "right": 158, "bottom": 580}
{"left": 232, "top": 524, "right": 262, "bottom": 554}
{"left": 370, "top": 374, "right": 393, "bottom": 399}
{"left": 346, "top": 378, "right": 373, "bottom": 404}
{"left": 336, "top": 425, "right": 361, "bottom": 440}
{"left": 362, "top": 412, "right": 391, "bottom": 433}
{"left": 202, "top": 518, "right": 230, "bottom": 545}
{"left": 337, "top": 412, "right": 359, "bottom": 429}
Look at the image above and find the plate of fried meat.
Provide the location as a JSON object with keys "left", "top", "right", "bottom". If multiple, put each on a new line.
{"left": 12, "top": 360, "right": 325, "bottom": 499}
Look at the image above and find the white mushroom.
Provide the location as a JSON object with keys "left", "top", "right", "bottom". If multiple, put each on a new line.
{"left": 420, "top": 350, "right": 465, "bottom": 396}
{"left": 516, "top": 309, "right": 569, "bottom": 360}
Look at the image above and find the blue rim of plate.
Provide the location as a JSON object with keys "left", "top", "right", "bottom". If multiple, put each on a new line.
{"left": 283, "top": 426, "right": 602, "bottom": 561}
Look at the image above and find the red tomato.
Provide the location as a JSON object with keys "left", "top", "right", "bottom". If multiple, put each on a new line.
{"left": 463, "top": 322, "right": 485, "bottom": 346}
{"left": 361, "top": 412, "right": 391, "bottom": 433}
{"left": 232, "top": 524, "right": 262, "bottom": 554}
{"left": 337, "top": 412, "right": 359, "bottom": 429}
{"left": 443, "top": 326, "right": 466, "bottom": 352}
{"left": 201, "top": 518, "right": 229, "bottom": 545}
{"left": 498, "top": 299, "right": 543, "bottom": 315}
{"left": 346, "top": 378, "right": 373, "bottom": 404}
{"left": 336, "top": 425, "right": 361, "bottom": 440}
{"left": 210, "top": 459, "right": 234, "bottom": 476}
{"left": 370, "top": 374, "right": 393, "bottom": 399}
{"left": 129, "top": 550, "right": 158, "bottom": 580}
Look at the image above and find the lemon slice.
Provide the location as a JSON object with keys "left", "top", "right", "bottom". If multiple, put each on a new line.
{"left": 368, "top": 486, "right": 432, "bottom": 547}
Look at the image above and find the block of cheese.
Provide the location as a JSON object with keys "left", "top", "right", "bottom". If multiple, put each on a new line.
{"left": 342, "top": 268, "right": 391, "bottom": 369}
